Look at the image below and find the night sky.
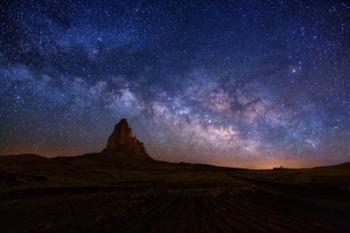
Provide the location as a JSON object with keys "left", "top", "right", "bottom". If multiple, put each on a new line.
{"left": 0, "top": 0, "right": 349, "bottom": 168}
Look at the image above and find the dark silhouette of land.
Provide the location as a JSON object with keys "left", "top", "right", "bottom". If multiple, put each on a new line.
{"left": 0, "top": 119, "right": 349, "bottom": 233}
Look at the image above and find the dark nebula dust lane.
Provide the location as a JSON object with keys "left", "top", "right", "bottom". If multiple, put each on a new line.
{"left": 0, "top": 0, "right": 349, "bottom": 168}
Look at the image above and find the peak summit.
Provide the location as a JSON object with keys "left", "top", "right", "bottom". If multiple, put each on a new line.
{"left": 103, "top": 119, "right": 150, "bottom": 160}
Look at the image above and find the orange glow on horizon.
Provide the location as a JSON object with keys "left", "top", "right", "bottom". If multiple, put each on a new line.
{"left": 1, "top": 147, "right": 332, "bottom": 170}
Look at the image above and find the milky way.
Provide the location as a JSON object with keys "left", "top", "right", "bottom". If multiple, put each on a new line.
{"left": 0, "top": 0, "right": 349, "bottom": 168}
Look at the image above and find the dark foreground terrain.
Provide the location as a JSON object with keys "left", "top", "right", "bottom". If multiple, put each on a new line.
{"left": 0, "top": 153, "right": 349, "bottom": 233}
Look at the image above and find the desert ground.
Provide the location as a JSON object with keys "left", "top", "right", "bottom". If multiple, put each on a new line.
{"left": 0, "top": 153, "right": 349, "bottom": 233}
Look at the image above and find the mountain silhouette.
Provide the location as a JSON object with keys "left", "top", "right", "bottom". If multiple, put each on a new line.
{"left": 102, "top": 119, "right": 151, "bottom": 160}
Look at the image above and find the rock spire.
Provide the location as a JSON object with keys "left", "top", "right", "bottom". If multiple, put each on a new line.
{"left": 103, "top": 119, "right": 150, "bottom": 160}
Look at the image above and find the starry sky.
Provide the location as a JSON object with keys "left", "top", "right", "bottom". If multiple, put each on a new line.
{"left": 0, "top": 0, "right": 349, "bottom": 168}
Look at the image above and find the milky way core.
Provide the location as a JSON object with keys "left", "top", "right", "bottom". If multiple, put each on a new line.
{"left": 0, "top": 0, "right": 349, "bottom": 168}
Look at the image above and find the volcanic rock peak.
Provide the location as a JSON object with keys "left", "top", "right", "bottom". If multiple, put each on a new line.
{"left": 103, "top": 119, "right": 149, "bottom": 159}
